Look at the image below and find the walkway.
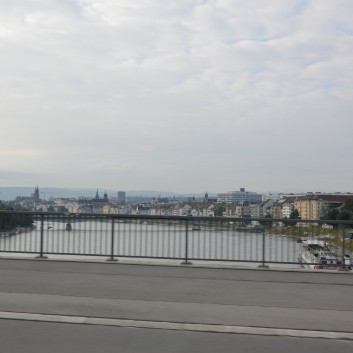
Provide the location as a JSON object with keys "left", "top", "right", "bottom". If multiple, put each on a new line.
{"left": 0, "top": 258, "right": 353, "bottom": 340}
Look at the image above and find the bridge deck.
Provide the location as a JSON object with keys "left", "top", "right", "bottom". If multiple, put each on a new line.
{"left": 0, "top": 258, "right": 352, "bottom": 336}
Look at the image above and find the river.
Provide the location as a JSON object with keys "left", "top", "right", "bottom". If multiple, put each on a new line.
{"left": 0, "top": 219, "right": 300, "bottom": 268}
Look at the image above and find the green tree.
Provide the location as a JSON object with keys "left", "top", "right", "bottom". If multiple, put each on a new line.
{"left": 321, "top": 200, "right": 353, "bottom": 228}
{"left": 322, "top": 208, "right": 339, "bottom": 220}
{"left": 57, "top": 206, "right": 69, "bottom": 213}
{"left": 0, "top": 205, "right": 33, "bottom": 231}
{"left": 259, "top": 213, "right": 272, "bottom": 228}
{"left": 289, "top": 209, "right": 300, "bottom": 219}
{"left": 214, "top": 206, "right": 225, "bottom": 217}
{"left": 342, "top": 199, "right": 353, "bottom": 212}
{"left": 337, "top": 210, "right": 351, "bottom": 221}
{"left": 287, "top": 209, "right": 300, "bottom": 227}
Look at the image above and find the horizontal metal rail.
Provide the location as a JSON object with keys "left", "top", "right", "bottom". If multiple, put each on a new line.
{"left": 0, "top": 211, "right": 352, "bottom": 271}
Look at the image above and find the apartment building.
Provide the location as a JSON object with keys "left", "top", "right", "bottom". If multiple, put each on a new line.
{"left": 294, "top": 195, "right": 353, "bottom": 220}
{"left": 217, "top": 188, "right": 263, "bottom": 203}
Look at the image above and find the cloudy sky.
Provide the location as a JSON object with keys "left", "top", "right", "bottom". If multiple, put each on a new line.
{"left": 1, "top": 0, "right": 353, "bottom": 194}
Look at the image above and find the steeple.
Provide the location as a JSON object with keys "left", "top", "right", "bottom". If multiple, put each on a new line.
{"left": 95, "top": 189, "right": 100, "bottom": 199}
{"left": 34, "top": 185, "right": 40, "bottom": 202}
{"left": 205, "top": 191, "right": 209, "bottom": 202}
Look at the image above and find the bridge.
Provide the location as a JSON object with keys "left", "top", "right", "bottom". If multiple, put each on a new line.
{"left": 0, "top": 212, "right": 353, "bottom": 351}
{"left": 1, "top": 258, "right": 353, "bottom": 352}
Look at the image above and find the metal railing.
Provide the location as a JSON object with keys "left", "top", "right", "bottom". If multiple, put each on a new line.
{"left": 0, "top": 211, "right": 352, "bottom": 270}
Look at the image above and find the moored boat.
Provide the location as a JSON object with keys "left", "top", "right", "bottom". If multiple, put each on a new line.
{"left": 297, "top": 237, "right": 351, "bottom": 270}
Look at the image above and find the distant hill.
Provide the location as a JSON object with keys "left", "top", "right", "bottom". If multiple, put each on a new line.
{"left": 0, "top": 187, "right": 101, "bottom": 201}
{"left": 0, "top": 187, "right": 217, "bottom": 201}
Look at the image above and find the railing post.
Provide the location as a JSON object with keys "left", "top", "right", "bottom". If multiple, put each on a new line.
{"left": 35, "top": 214, "right": 47, "bottom": 259}
{"left": 181, "top": 220, "right": 192, "bottom": 265}
{"left": 339, "top": 224, "right": 349, "bottom": 271}
{"left": 107, "top": 218, "right": 118, "bottom": 262}
{"left": 258, "top": 229, "right": 269, "bottom": 268}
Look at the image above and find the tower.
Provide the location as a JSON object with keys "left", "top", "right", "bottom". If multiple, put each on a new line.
{"left": 33, "top": 186, "right": 40, "bottom": 203}
{"left": 118, "top": 191, "right": 126, "bottom": 204}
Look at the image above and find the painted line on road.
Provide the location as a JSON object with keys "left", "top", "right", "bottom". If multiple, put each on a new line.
{"left": 0, "top": 311, "right": 352, "bottom": 340}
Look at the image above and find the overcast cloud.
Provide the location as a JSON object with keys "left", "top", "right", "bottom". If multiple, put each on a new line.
{"left": 1, "top": 0, "right": 353, "bottom": 193}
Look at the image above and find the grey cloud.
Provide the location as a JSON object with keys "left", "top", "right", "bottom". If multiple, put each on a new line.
{"left": 0, "top": 0, "right": 352, "bottom": 192}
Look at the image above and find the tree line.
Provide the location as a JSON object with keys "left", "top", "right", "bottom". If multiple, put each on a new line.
{"left": 0, "top": 205, "right": 33, "bottom": 231}
{"left": 321, "top": 200, "right": 353, "bottom": 222}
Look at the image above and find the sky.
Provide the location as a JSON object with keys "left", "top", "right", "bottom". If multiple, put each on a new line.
{"left": 1, "top": 0, "right": 353, "bottom": 194}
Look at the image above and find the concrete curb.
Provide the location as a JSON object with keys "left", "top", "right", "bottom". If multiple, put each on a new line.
{"left": 2, "top": 255, "right": 352, "bottom": 275}
{"left": 0, "top": 311, "right": 352, "bottom": 340}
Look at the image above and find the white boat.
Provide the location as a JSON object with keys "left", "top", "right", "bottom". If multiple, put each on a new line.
{"left": 297, "top": 237, "right": 351, "bottom": 270}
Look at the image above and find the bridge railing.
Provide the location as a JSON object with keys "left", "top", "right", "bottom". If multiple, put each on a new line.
{"left": 0, "top": 211, "right": 352, "bottom": 270}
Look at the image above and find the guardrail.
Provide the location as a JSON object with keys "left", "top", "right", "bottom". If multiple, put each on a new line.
{"left": 0, "top": 211, "right": 352, "bottom": 270}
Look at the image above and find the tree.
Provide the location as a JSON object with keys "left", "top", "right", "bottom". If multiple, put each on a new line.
{"left": 289, "top": 209, "right": 300, "bottom": 219}
{"left": 0, "top": 205, "right": 33, "bottom": 231}
{"left": 321, "top": 200, "right": 353, "bottom": 228}
{"left": 287, "top": 209, "right": 300, "bottom": 227}
{"left": 214, "top": 206, "right": 225, "bottom": 217}
{"left": 259, "top": 213, "right": 272, "bottom": 228}
{"left": 342, "top": 199, "right": 353, "bottom": 213}
{"left": 322, "top": 208, "right": 339, "bottom": 220}
{"left": 337, "top": 210, "right": 351, "bottom": 221}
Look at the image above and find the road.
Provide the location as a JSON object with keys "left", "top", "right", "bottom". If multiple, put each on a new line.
{"left": 0, "top": 258, "right": 353, "bottom": 351}
{"left": 1, "top": 319, "right": 353, "bottom": 353}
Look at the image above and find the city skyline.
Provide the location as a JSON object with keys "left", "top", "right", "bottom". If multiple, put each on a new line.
{"left": 2, "top": 184, "right": 353, "bottom": 202}
{"left": 1, "top": 1, "right": 353, "bottom": 192}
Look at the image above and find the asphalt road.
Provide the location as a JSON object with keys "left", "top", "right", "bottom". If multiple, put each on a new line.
{"left": 0, "top": 258, "right": 353, "bottom": 333}
{"left": 1, "top": 319, "right": 353, "bottom": 353}
{"left": 0, "top": 255, "right": 353, "bottom": 353}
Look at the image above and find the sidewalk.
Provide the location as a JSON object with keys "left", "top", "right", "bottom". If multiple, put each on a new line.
{"left": 0, "top": 258, "right": 352, "bottom": 339}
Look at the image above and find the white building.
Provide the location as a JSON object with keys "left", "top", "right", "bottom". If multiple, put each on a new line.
{"left": 217, "top": 188, "right": 263, "bottom": 204}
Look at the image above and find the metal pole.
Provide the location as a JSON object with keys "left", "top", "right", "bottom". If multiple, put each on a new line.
{"left": 339, "top": 224, "right": 348, "bottom": 271}
{"left": 258, "top": 229, "right": 269, "bottom": 268}
{"left": 35, "top": 214, "right": 47, "bottom": 259}
{"left": 181, "top": 220, "right": 191, "bottom": 265}
{"left": 107, "top": 218, "right": 118, "bottom": 262}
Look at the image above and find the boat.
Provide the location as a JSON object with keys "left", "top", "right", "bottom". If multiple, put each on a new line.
{"left": 191, "top": 223, "right": 201, "bottom": 232}
{"left": 297, "top": 237, "right": 351, "bottom": 270}
{"left": 66, "top": 223, "right": 72, "bottom": 231}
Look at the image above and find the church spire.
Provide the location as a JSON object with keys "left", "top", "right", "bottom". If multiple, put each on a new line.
{"left": 34, "top": 185, "right": 40, "bottom": 202}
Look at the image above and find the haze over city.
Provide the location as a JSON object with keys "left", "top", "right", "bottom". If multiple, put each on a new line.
{"left": 1, "top": 0, "right": 353, "bottom": 193}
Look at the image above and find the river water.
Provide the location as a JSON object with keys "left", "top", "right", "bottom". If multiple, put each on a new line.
{"left": 0, "top": 220, "right": 300, "bottom": 268}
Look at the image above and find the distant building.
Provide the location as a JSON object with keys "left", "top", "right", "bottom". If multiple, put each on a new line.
{"left": 33, "top": 186, "right": 40, "bottom": 203}
{"left": 92, "top": 189, "right": 108, "bottom": 203}
{"left": 15, "top": 186, "right": 41, "bottom": 207}
{"left": 294, "top": 194, "right": 353, "bottom": 220}
{"left": 217, "top": 188, "right": 263, "bottom": 204}
{"left": 118, "top": 191, "right": 126, "bottom": 204}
